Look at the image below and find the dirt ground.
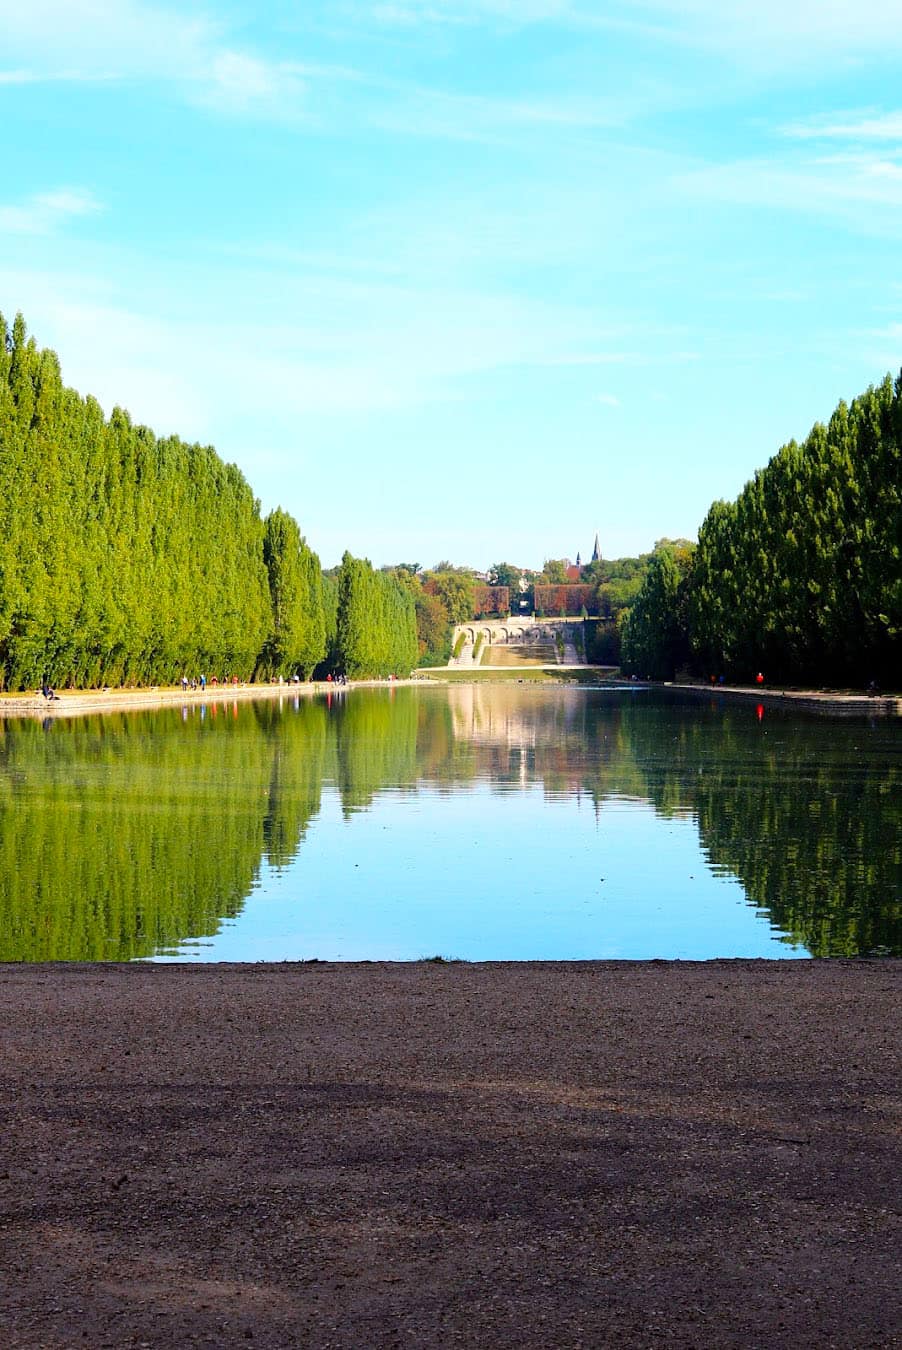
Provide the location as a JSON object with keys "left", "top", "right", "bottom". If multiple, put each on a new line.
{"left": 0, "top": 960, "right": 898, "bottom": 1348}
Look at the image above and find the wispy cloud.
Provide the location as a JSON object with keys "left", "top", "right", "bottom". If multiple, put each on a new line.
{"left": 543, "top": 350, "right": 698, "bottom": 368}
{"left": 193, "top": 52, "right": 308, "bottom": 118}
{"left": 2, "top": 1, "right": 215, "bottom": 77}
{"left": 0, "top": 188, "right": 101, "bottom": 235}
{"left": 783, "top": 110, "right": 902, "bottom": 142}
{"left": 345, "top": 0, "right": 902, "bottom": 63}
{"left": 0, "top": 1, "right": 307, "bottom": 117}
{"left": 762, "top": 108, "right": 902, "bottom": 236}
{"left": 625, "top": 0, "right": 902, "bottom": 66}
{"left": 0, "top": 69, "right": 45, "bottom": 85}
{"left": 356, "top": 1, "right": 576, "bottom": 25}
{"left": 868, "top": 323, "right": 902, "bottom": 339}
{"left": 595, "top": 392, "right": 621, "bottom": 406}
{"left": 679, "top": 149, "right": 902, "bottom": 235}
{"left": 368, "top": 83, "right": 643, "bottom": 143}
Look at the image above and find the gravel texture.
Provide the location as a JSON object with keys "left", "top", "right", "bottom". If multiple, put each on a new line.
{"left": 1, "top": 960, "right": 899, "bottom": 1348}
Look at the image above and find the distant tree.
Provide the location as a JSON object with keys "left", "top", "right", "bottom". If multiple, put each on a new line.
{"left": 414, "top": 590, "right": 451, "bottom": 665}
{"left": 383, "top": 564, "right": 421, "bottom": 596}
{"left": 431, "top": 560, "right": 477, "bottom": 576}
{"left": 620, "top": 542, "right": 694, "bottom": 679}
{"left": 487, "top": 562, "right": 522, "bottom": 592}
{"left": 296, "top": 539, "right": 327, "bottom": 677}
{"left": 259, "top": 509, "right": 326, "bottom": 679}
{"left": 334, "top": 552, "right": 417, "bottom": 677}
{"left": 540, "top": 558, "right": 569, "bottom": 585}
{"left": 425, "top": 571, "right": 476, "bottom": 625}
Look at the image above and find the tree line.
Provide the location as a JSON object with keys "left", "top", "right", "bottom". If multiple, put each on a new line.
{"left": 0, "top": 313, "right": 418, "bottom": 689}
{"left": 6, "top": 311, "right": 894, "bottom": 689}
{"left": 621, "top": 374, "right": 902, "bottom": 685}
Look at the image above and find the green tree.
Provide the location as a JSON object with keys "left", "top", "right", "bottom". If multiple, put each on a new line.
{"left": 414, "top": 591, "right": 451, "bottom": 665}
{"left": 335, "top": 553, "right": 417, "bottom": 677}
{"left": 259, "top": 509, "right": 326, "bottom": 679}
{"left": 0, "top": 311, "right": 285, "bottom": 689}
{"left": 540, "top": 558, "right": 569, "bottom": 584}
{"left": 425, "top": 571, "right": 475, "bottom": 625}
{"left": 620, "top": 542, "right": 694, "bottom": 679}
{"left": 688, "top": 375, "right": 901, "bottom": 684}
{"left": 487, "top": 562, "right": 522, "bottom": 591}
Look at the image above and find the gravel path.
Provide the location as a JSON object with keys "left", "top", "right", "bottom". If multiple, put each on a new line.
{"left": 1, "top": 960, "right": 899, "bottom": 1348}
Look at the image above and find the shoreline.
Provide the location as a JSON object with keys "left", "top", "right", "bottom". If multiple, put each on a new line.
{"left": 669, "top": 679, "right": 902, "bottom": 718}
{"left": 1, "top": 672, "right": 899, "bottom": 719}
{"left": 1, "top": 958, "right": 898, "bottom": 1347}
{"left": 0, "top": 676, "right": 417, "bottom": 721}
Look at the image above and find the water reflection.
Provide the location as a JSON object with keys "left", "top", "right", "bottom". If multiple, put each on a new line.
{"left": 0, "top": 686, "right": 897, "bottom": 960}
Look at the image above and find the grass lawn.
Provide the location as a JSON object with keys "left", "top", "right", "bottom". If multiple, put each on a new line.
{"left": 415, "top": 666, "right": 621, "bottom": 684}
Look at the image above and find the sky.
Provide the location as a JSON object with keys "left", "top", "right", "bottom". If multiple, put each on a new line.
{"left": 1, "top": 1, "right": 900, "bottom": 572}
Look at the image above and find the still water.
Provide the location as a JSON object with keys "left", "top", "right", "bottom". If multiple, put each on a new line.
{"left": 0, "top": 685, "right": 898, "bottom": 961}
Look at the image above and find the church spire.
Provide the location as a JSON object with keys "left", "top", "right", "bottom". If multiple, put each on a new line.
{"left": 591, "top": 532, "right": 601, "bottom": 563}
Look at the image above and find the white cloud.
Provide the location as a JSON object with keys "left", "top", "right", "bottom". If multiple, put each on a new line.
{"left": 349, "top": 0, "right": 902, "bottom": 59}
{"left": 209, "top": 52, "right": 284, "bottom": 102}
{"left": 1, "top": 1, "right": 215, "bottom": 78}
{"left": 783, "top": 111, "right": 902, "bottom": 142}
{"left": 0, "top": 188, "right": 101, "bottom": 235}
{"left": 541, "top": 350, "right": 698, "bottom": 368}
{"left": 7, "top": 0, "right": 893, "bottom": 100}
{"left": 361, "top": 0, "right": 574, "bottom": 24}
{"left": 195, "top": 52, "right": 308, "bottom": 118}
{"left": 626, "top": 0, "right": 902, "bottom": 65}
{"left": 679, "top": 150, "right": 902, "bottom": 233}
{"left": 595, "top": 392, "right": 621, "bottom": 406}
{"left": 0, "top": 1, "right": 306, "bottom": 117}
{"left": 369, "top": 83, "right": 642, "bottom": 143}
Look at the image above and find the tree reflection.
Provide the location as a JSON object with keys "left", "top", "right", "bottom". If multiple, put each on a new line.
{"left": 0, "top": 688, "right": 897, "bottom": 959}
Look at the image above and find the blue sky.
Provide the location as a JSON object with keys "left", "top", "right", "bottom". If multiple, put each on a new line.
{"left": 2, "top": 1, "right": 900, "bottom": 570}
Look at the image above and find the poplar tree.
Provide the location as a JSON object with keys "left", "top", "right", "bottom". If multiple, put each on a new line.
{"left": 689, "top": 373, "right": 901, "bottom": 684}
{"left": 0, "top": 314, "right": 273, "bottom": 688}
{"left": 335, "top": 552, "right": 417, "bottom": 678}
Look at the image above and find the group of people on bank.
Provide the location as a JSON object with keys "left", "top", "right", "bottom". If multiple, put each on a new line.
{"left": 180, "top": 673, "right": 241, "bottom": 692}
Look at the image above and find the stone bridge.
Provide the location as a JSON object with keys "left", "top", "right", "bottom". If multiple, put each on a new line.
{"left": 450, "top": 618, "right": 586, "bottom": 667}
